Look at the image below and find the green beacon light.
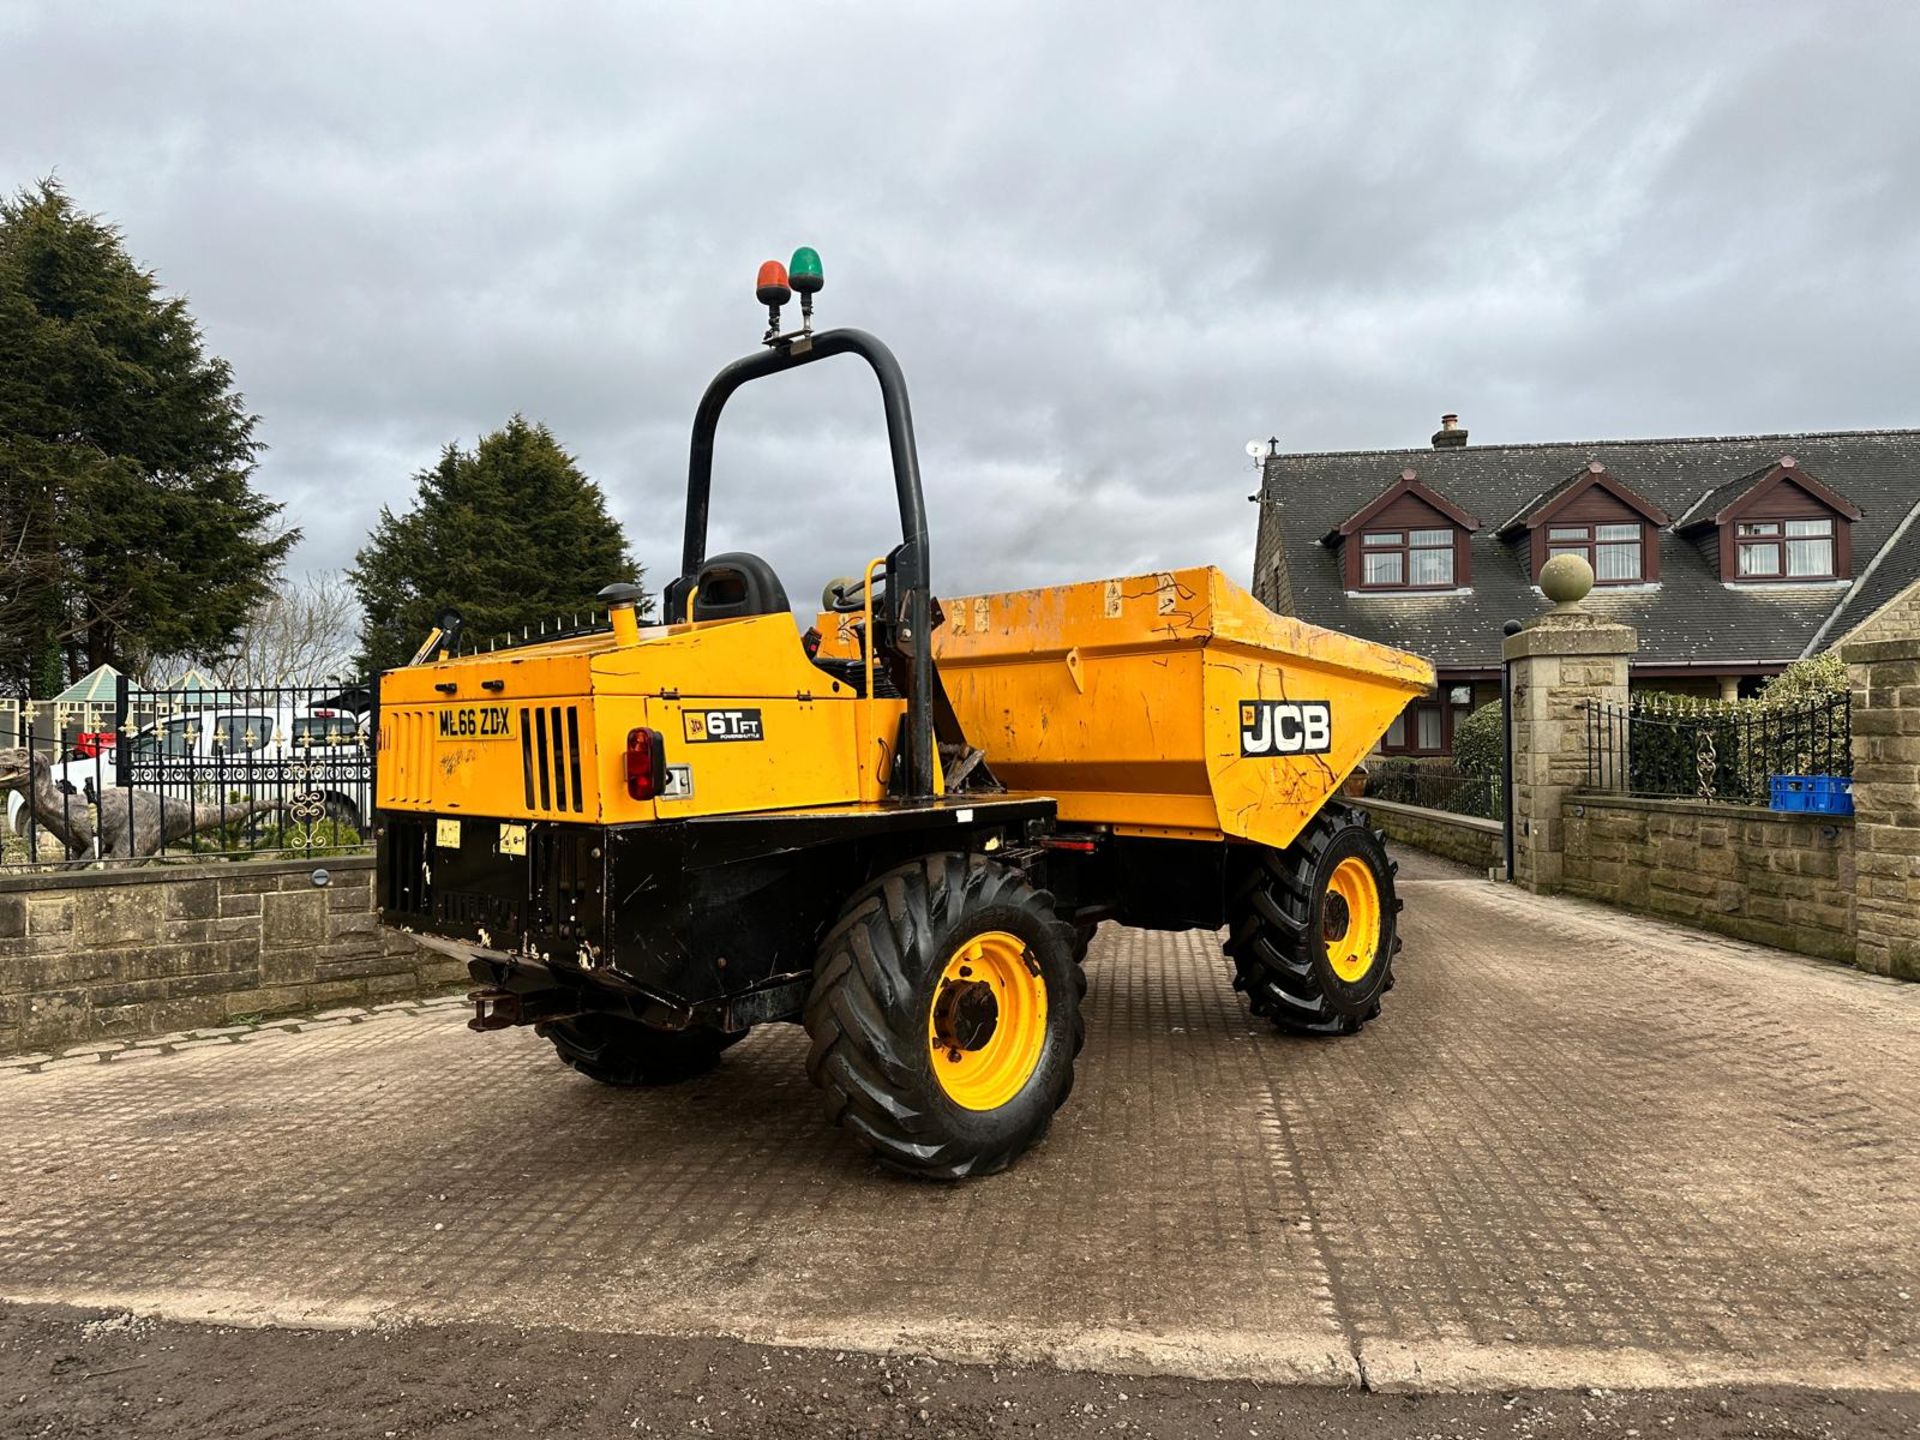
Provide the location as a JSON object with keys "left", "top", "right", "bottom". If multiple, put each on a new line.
{"left": 789, "top": 247, "right": 823, "bottom": 291}
{"left": 790, "top": 246, "right": 823, "bottom": 328}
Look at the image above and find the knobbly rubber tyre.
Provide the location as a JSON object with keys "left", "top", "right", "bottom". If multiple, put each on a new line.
{"left": 538, "top": 1014, "right": 746, "bottom": 1086}
{"left": 1070, "top": 920, "right": 1099, "bottom": 965}
{"left": 804, "top": 854, "right": 1086, "bottom": 1180}
{"left": 1225, "top": 804, "right": 1402, "bottom": 1036}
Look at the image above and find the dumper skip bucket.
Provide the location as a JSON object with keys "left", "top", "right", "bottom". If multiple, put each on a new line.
{"left": 934, "top": 566, "right": 1435, "bottom": 853}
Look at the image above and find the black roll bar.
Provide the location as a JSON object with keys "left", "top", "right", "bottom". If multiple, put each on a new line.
{"left": 671, "top": 328, "right": 936, "bottom": 799}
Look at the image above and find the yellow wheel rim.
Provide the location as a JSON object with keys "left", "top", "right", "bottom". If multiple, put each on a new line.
{"left": 1323, "top": 856, "right": 1383, "bottom": 984}
{"left": 927, "top": 930, "right": 1048, "bottom": 1111}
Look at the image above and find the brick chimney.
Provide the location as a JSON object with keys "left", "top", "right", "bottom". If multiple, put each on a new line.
{"left": 1431, "top": 413, "right": 1468, "bottom": 448}
{"left": 1250, "top": 441, "right": 1297, "bottom": 616}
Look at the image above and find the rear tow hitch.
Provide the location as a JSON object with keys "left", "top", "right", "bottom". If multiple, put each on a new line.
{"left": 466, "top": 987, "right": 582, "bottom": 1032}
{"left": 467, "top": 988, "right": 521, "bottom": 1031}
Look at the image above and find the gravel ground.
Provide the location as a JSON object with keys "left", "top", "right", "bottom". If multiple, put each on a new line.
{"left": 3, "top": 1304, "right": 1915, "bottom": 1440}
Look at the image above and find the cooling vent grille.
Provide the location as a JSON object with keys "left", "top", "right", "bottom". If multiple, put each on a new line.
{"left": 520, "top": 705, "right": 585, "bottom": 813}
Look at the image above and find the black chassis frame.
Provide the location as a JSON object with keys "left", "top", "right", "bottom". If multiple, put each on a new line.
{"left": 377, "top": 798, "right": 1243, "bottom": 1033}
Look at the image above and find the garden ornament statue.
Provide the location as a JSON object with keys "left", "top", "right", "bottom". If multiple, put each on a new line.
{"left": 0, "top": 747, "right": 97, "bottom": 861}
{"left": 1, "top": 747, "right": 287, "bottom": 861}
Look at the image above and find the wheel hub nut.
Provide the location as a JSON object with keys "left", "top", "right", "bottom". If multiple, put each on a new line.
{"left": 1322, "top": 891, "right": 1351, "bottom": 942}
{"left": 932, "top": 979, "right": 999, "bottom": 1054}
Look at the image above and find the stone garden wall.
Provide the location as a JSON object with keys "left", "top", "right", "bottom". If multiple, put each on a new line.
{"left": 0, "top": 856, "right": 457, "bottom": 1056}
{"left": 1558, "top": 796, "right": 1856, "bottom": 964}
{"left": 1498, "top": 569, "right": 1920, "bottom": 979}
{"left": 1365, "top": 797, "right": 1503, "bottom": 873}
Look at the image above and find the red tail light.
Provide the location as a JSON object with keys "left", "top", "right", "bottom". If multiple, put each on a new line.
{"left": 1040, "top": 835, "right": 1101, "bottom": 853}
{"left": 625, "top": 727, "right": 666, "bottom": 800}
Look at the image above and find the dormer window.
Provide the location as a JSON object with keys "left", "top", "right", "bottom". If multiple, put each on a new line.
{"left": 1496, "top": 461, "right": 1669, "bottom": 586}
{"left": 1673, "top": 457, "right": 1860, "bottom": 584}
{"left": 1736, "top": 517, "right": 1835, "bottom": 578}
{"left": 1324, "top": 469, "right": 1480, "bottom": 593}
{"left": 1361, "top": 527, "right": 1455, "bottom": 588}
{"left": 1547, "top": 521, "right": 1644, "bottom": 582}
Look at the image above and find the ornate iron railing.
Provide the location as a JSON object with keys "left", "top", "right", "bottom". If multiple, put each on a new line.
{"left": 2, "top": 680, "right": 372, "bottom": 869}
{"left": 1583, "top": 691, "right": 1851, "bottom": 805}
{"left": 1366, "top": 760, "right": 1505, "bottom": 820}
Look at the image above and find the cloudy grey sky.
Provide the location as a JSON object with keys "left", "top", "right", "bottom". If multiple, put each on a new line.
{"left": 5, "top": 2, "right": 1917, "bottom": 606}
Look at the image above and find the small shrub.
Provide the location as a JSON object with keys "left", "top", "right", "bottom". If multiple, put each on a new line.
{"left": 206, "top": 817, "right": 362, "bottom": 864}
{"left": 1623, "top": 657, "right": 1851, "bottom": 801}
{"left": 1760, "top": 650, "right": 1847, "bottom": 708}
{"left": 258, "top": 818, "right": 364, "bottom": 858}
{"left": 175, "top": 799, "right": 363, "bottom": 859}
{"left": 1452, "top": 700, "right": 1504, "bottom": 778}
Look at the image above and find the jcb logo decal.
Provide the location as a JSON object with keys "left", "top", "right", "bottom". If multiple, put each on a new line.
{"left": 684, "top": 708, "right": 764, "bottom": 743}
{"left": 1240, "top": 700, "right": 1332, "bottom": 756}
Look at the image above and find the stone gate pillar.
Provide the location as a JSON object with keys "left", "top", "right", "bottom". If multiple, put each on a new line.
{"left": 1842, "top": 620, "right": 1920, "bottom": 980}
{"left": 1504, "top": 558, "right": 1637, "bottom": 893}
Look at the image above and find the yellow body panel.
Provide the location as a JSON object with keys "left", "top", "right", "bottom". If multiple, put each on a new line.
{"left": 932, "top": 566, "right": 1433, "bottom": 851}
{"left": 377, "top": 614, "right": 902, "bottom": 823}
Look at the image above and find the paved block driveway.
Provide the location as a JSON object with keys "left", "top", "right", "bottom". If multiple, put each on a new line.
{"left": 2, "top": 851, "right": 1915, "bottom": 1391}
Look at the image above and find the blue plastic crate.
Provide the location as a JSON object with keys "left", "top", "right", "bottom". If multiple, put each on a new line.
{"left": 1770, "top": 774, "right": 1853, "bottom": 815}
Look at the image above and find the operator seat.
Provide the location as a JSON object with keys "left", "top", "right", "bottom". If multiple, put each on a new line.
{"left": 692, "top": 551, "right": 790, "bottom": 621}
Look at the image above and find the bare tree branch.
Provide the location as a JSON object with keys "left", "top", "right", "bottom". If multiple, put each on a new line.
{"left": 209, "top": 571, "right": 364, "bottom": 689}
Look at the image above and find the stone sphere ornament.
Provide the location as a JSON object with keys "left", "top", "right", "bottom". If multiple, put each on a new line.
{"left": 1540, "top": 553, "right": 1595, "bottom": 606}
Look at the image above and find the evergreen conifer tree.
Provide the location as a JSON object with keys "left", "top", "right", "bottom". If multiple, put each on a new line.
{"left": 351, "top": 416, "right": 643, "bottom": 673}
{"left": 0, "top": 179, "right": 292, "bottom": 692}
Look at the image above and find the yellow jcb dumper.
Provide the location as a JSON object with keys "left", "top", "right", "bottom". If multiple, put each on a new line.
{"left": 374, "top": 251, "right": 1433, "bottom": 1179}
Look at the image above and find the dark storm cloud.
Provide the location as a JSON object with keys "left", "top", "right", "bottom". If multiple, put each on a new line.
{"left": 4, "top": 2, "right": 1916, "bottom": 606}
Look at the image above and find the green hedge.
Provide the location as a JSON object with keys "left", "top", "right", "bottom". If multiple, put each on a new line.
{"left": 1452, "top": 700, "right": 1503, "bottom": 778}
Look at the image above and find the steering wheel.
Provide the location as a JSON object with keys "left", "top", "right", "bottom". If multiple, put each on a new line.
{"left": 822, "top": 573, "right": 877, "bottom": 614}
